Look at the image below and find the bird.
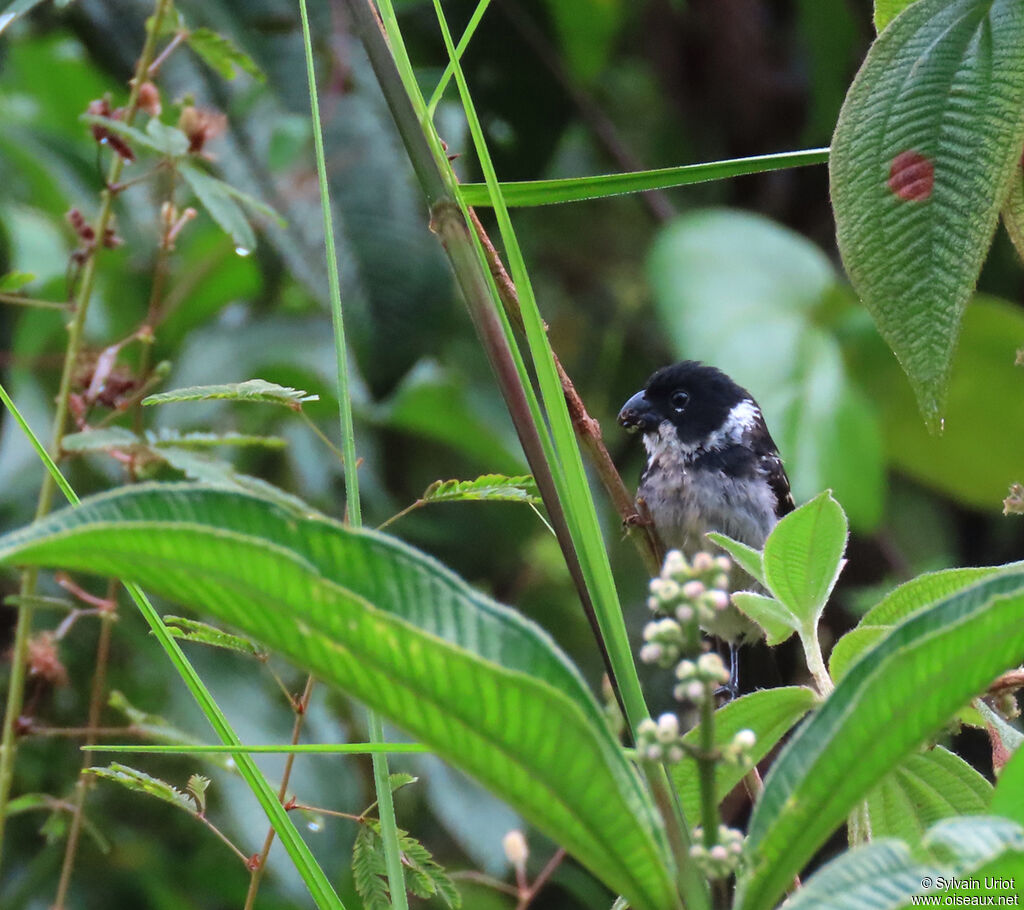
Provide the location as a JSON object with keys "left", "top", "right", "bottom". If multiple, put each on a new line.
{"left": 618, "top": 360, "right": 794, "bottom": 649}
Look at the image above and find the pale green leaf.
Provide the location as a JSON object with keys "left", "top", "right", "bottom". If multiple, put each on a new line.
{"left": 143, "top": 379, "right": 317, "bottom": 407}
{"left": 62, "top": 428, "right": 141, "bottom": 452}
{"left": 179, "top": 163, "right": 257, "bottom": 254}
{"left": 186, "top": 27, "right": 265, "bottom": 82}
{"left": 422, "top": 474, "right": 540, "bottom": 505}
{"left": 705, "top": 532, "right": 765, "bottom": 588}
{"left": 187, "top": 774, "right": 210, "bottom": 814}
{"left": 829, "top": 625, "right": 888, "bottom": 682}
{"left": 162, "top": 615, "right": 267, "bottom": 659}
{"left": 87, "top": 763, "right": 193, "bottom": 812}
{"left": 730, "top": 592, "right": 797, "bottom": 646}
{"left": 874, "top": 0, "right": 921, "bottom": 32}
{"left": 762, "top": 490, "right": 848, "bottom": 627}
{"left": 0, "top": 271, "right": 34, "bottom": 291}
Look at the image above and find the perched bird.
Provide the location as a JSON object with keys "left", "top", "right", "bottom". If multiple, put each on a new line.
{"left": 618, "top": 361, "right": 794, "bottom": 646}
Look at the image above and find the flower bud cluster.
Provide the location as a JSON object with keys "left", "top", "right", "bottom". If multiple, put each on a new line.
{"left": 673, "top": 652, "right": 729, "bottom": 704}
{"left": 689, "top": 825, "right": 745, "bottom": 878}
{"left": 635, "top": 713, "right": 688, "bottom": 764}
{"left": 646, "top": 550, "right": 731, "bottom": 625}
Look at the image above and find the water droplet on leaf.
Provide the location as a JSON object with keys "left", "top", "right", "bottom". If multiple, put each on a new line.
{"left": 234, "top": 246, "right": 251, "bottom": 257}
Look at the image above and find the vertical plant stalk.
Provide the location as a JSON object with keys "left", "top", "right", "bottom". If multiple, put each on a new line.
{"left": 243, "top": 676, "right": 316, "bottom": 909}
{"left": 297, "top": 2, "right": 407, "bottom": 907}
{"left": 801, "top": 624, "right": 834, "bottom": 696}
{"left": 0, "top": 0, "right": 173, "bottom": 862}
{"left": 697, "top": 684, "right": 719, "bottom": 849}
{"left": 52, "top": 583, "right": 116, "bottom": 909}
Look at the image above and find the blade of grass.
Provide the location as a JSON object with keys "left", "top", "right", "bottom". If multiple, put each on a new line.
{"left": 458, "top": 148, "right": 831, "bottom": 207}
{"left": 85, "top": 743, "right": 433, "bottom": 754}
{"left": 297, "top": 2, "right": 407, "bottom": 907}
{"left": 426, "top": 0, "right": 491, "bottom": 115}
{"left": 0, "top": 381, "right": 345, "bottom": 909}
{"left": 425, "top": 5, "right": 707, "bottom": 906}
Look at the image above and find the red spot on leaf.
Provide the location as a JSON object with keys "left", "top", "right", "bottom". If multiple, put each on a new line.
{"left": 888, "top": 151, "right": 934, "bottom": 201}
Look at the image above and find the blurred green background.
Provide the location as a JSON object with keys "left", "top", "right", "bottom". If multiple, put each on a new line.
{"left": 1, "top": 0, "right": 1022, "bottom": 907}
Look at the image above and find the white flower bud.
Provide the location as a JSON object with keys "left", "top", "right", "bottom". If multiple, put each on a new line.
{"left": 646, "top": 596, "right": 661, "bottom": 613}
{"left": 667, "top": 744, "right": 684, "bottom": 763}
{"left": 656, "top": 712, "right": 679, "bottom": 742}
{"left": 693, "top": 552, "right": 714, "bottom": 572}
{"left": 713, "top": 572, "right": 729, "bottom": 590}
{"left": 675, "top": 659, "right": 696, "bottom": 680}
{"left": 729, "top": 840, "right": 743, "bottom": 854}
{"left": 637, "top": 718, "right": 657, "bottom": 736}
{"left": 675, "top": 604, "right": 694, "bottom": 623}
{"left": 685, "top": 680, "right": 706, "bottom": 703}
{"left": 733, "top": 729, "right": 757, "bottom": 750}
{"left": 689, "top": 844, "right": 705, "bottom": 859}
{"left": 714, "top": 555, "right": 732, "bottom": 572}
{"left": 663, "top": 550, "right": 687, "bottom": 577}
{"left": 644, "top": 744, "right": 663, "bottom": 761}
{"left": 503, "top": 830, "right": 529, "bottom": 870}
{"left": 709, "top": 844, "right": 729, "bottom": 862}
{"left": 682, "top": 579, "right": 706, "bottom": 599}
{"left": 697, "top": 652, "right": 727, "bottom": 681}
{"left": 705, "top": 590, "right": 729, "bottom": 611}
{"left": 639, "top": 643, "right": 663, "bottom": 664}
{"left": 642, "top": 621, "right": 659, "bottom": 642}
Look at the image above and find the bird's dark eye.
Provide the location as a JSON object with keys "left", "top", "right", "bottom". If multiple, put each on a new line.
{"left": 670, "top": 390, "right": 690, "bottom": 413}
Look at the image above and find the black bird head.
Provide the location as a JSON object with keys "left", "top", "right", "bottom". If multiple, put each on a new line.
{"left": 617, "top": 361, "right": 753, "bottom": 447}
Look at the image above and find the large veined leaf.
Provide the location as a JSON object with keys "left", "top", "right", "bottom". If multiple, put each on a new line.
{"left": 867, "top": 746, "right": 991, "bottom": 843}
{"left": 0, "top": 484, "right": 676, "bottom": 910}
{"left": 670, "top": 687, "right": 816, "bottom": 823}
{"left": 735, "top": 570, "right": 1024, "bottom": 910}
{"left": 830, "top": 0, "right": 1024, "bottom": 425}
{"left": 782, "top": 816, "right": 1024, "bottom": 910}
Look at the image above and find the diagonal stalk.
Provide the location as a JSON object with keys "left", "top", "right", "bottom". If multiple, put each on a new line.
{"left": 297, "top": 1, "right": 407, "bottom": 906}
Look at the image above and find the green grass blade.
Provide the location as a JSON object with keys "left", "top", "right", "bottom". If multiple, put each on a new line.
{"left": 426, "top": 0, "right": 491, "bottom": 115}
{"left": 458, "top": 148, "right": 829, "bottom": 207}
{"left": 0, "top": 483, "right": 678, "bottom": 910}
{"left": 297, "top": 0, "right": 406, "bottom": 902}
{"left": 85, "top": 744, "right": 433, "bottom": 755}
{"left": 0, "top": 383, "right": 345, "bottom": 909}
{"left": 736, "top": 570, "right": 1024, "bottom": 910}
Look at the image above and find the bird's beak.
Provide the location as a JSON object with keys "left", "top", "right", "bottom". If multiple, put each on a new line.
{"left": 618, "top": 390, "right": 657, "bottom": 433}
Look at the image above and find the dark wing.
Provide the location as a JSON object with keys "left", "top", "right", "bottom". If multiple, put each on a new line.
{"left": 748, "top": 413, "right": 795, "bottom": 519}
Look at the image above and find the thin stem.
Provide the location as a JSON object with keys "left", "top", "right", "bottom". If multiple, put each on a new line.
{"left": 0, "top": 0, "right": 173, "bottom": 864}
{"left": 697, "top": 684, "right": 719, "bottom": 850}
{"left": 298, "top": 411, "right": 347, "bottom": 464}
{"left": 53, "top": 595, "right": 116, "bottom": 909}
{"left": 426, "top": 0, "right": 491, "bottom": 114}
{"left": 84, "top": 742, "right": 432, "bottom": 754}
{"left": 147, "top": 31, "right": 186, "bottom": 76}
{"left": 847, "top": 801, "right": 872, "bottom": 846}
{"left": 297, "top": 2, "right": 406, "bottom": 907}
{"left": 197, "top": 812, "right": 253, "bottom": 867}
{"left": 376, "top": 500, "right": 424, "bottom": 531}
{"left": 801, "top": 623, "right": 834, "bottom": 696}
{"left": 515, "top": 847, "right": 565, "bottom": 910}
{"left": 243, "top": 675, "right": 315, "bottom": 910}
{"left": 0, "top": 293, "right": 70, "bottom": 309}
{"left": 288, "top": 802, "right": 363, "bottom": 822}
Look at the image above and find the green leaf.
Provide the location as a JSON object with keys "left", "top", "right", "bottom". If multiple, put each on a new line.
{"left": 87, "top": 763, "right": 194, "bottom": 812}
{"left": 867, "top": 746, "right": 991, "bottom": 843}
{"left": 0, "top": 271, "right": 34, "bottom": 292}
{"left": 62, "top": 427, "right": 141, "bottom": 452}
{"left": 179, "top": 163, "right": 258, "bottom": 254}
{"left": 80, "top": 115, "right": 188, "bottom": 158}
{"left": 458, "top": 149, "right": 830, "bottom": 207}
{"left": 421, "top": 475, "right": 541, "bottom": 505}
{"left": 729, "top": 592, "right": 796, "bottom": 647}
{"left": 862, "top": 564, "right": 1014, "bottom": 627}
{"left": 705, "top": 532, "right": 765, "bottom": 588}
{"left": 353, "top": 823, "right": 397, "bottom": 910}
{"left": 648, "top": 209, "right": 884, "bottom": 530}
{"left": 735, "top": 570, "right": 1024, "bottom": 910}
{"left": 874, "top": 0, "right": 920, "bottom": 32}
{"left": 162, "top": 615, "right": 268, "bottom": 659}
{"left": 762, "top": 491, "right": 848, "bottom": 627}
{"left": 670, "top": 687, "right": 817, "bottom": 822}
{"left": 143, "top": 379, "right": 317, "bottom": 408}
{"left": 186, "top": 27, "right": 265, "bottom": 82}
{"left": 0, "top": 484, "right": 675, "bottom": 910}
{"left": 830, "top": 0, "right": 1024, "bottom": 425}
{"left": 147, "top": 430, "right": 287, "bottom": 450}
{"left": 829, "top": 625, "right": 888, "bottom": 682}
{"left": 992, "top": 739, "right": 1024, "bottom": 824}
{"left": 186, "top": 774, "right": 210, "bottom": 814}
{"left": 849, "top": 297, "right": 1024, "bottom": 510}
{"left": 783, "top": 816, "right": 1024, "bottom": 910}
